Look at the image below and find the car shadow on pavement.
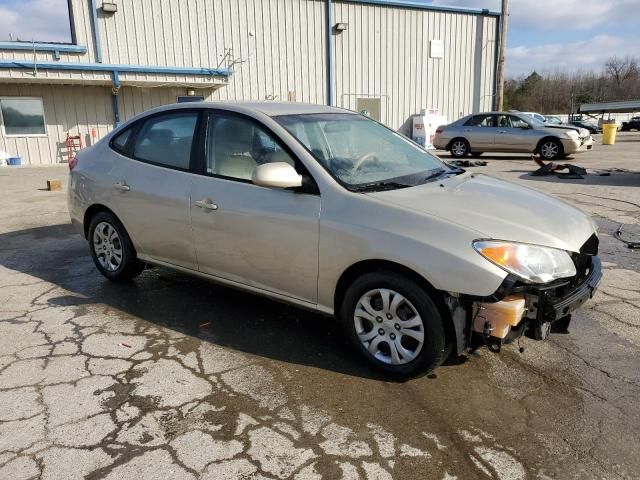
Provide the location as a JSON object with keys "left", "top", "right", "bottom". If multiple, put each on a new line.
{"left": 0, "top": 223, "right": 434, "bottom": 381}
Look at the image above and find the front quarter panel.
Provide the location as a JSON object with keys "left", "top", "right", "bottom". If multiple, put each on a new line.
{"left": 317, "top": 190, "right": 508, "bottom": 312}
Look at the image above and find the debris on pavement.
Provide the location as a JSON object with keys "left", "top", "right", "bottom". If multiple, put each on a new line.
{"left": 530, "top": 154, "right": 587, "bottom": 179}
{"left": 615, "top": 223, "right": 640, "bottom": 249}
{"left": 448, "top": 159, "right": 488, "bottom": 167}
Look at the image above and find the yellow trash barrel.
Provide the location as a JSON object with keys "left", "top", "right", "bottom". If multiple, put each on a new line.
{"left": 602, "top": 123, "right": 617, "bottom": 145}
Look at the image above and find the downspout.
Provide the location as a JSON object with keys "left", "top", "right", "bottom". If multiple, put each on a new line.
{"left": 325, "top": 0, "right": 334, "bottom": 106}
{"left": 492, "top": 12, "right": 501, "bottom": 111}
{"left": 111, "top": 70, "right": 121, "bottom": 128}
{"left": 89, "top": 0, "right": 103, "bottom": 63}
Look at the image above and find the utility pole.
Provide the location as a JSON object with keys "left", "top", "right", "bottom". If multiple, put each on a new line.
{"left": 495, "top": 0, "right": 509, "bottom": 111}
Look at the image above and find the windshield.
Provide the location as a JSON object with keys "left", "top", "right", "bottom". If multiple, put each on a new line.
{"left": 274, "top": 113, "right": 448, "bottom": 190}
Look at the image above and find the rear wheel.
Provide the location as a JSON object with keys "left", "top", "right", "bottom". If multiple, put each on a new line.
{"left": 538, "top": 139, "right": 563, "bottom": 160}
{"left": 339, "top": 272, "right": 448, "bottom": 377}
{"left": 88, "top": 212, "right": 144, "bottom": 282}
{"left": 450, "top": 138, "right": 470, "bottom": 158}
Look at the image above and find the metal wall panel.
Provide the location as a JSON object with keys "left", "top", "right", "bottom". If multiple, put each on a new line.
{"left": 0, "top": 0, "right": 497, "bottom": 164}
{"left": 332, "top": 1, "right": 497, "bottom": 131}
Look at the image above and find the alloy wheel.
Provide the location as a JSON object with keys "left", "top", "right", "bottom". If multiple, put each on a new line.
{"left": 92, "top": 222, "right": 123, "bottom": 272}
{"left": 353, "top": 288, "right": 425, "bottom": 365}
{"left": 451, "top": 140, "right": 467, "bottom": 156}
{"left": 540, "top": 141, "right": 559, "bottom": 159}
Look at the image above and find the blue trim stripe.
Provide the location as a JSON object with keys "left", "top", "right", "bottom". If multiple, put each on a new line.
{"left": 0, "top": 60, "right": 232, "bottom": 77}
{"left": 344, "top": 0, "right": 500, "bottom": 16}
{"left": 0, "top": 42, "right": 87, "bottom": 54}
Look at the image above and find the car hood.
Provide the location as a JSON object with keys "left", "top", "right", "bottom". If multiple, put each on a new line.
{"left": 542, "top": 124, "right": 589, "bottom": 137}
{"left": 366, "top": 173, "right": 595, "bottom": 253}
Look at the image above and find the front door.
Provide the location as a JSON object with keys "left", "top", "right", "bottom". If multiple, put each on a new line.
{"left": 189, "top": 112, "right": 321, "bottom": 304}
{"left": 110, "top": 110, "right": 200, "bottom": 270}
{"left": 461, "top": 114, "right": 496, "bottom": 150}
{"left": 493, "top": 114, "right": 540, "bottom": 152}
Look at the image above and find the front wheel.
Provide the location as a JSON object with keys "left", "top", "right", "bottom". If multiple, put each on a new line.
{"left": 450, "top": 139, "right": 470, "bottom": 158}
{"left": 88, "top": 212, "right": 144, "bottom": 282}
{"left": 339, "top": 272, "right": 448, "bottom": 377}
{"left": 539, "top": 139, "right": 563, "bottom": 160}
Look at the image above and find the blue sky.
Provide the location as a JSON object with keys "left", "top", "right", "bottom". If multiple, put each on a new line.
{"left": 1, "top": 0, "right": 639, "bottom": 77}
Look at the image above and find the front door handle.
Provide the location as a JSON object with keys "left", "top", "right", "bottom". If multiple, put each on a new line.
{"left": 114, "top": 181, "right": 130, "bottom": 192}
{"left": 497, "top": 130, "right": 506, "bottom": 134}
{"left": 194, "top": 198, "right": 218, "bottom": 211}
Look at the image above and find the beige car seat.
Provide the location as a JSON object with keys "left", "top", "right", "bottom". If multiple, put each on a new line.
{"left": 212, "top": 119, "right": 257, "bottom": 179}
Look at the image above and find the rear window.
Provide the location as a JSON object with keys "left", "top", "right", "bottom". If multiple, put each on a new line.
{"left": 111, "top": 128, "right": 132, "bottom": 153}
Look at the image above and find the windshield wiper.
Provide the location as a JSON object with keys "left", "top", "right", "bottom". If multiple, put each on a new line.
{"left": 422, "top": 168, "right": 447, "bottom": 182}
{"left": 349, "top": 181, "right": 411, "bottom": 192}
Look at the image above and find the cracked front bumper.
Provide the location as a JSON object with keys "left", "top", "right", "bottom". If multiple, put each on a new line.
{"left": 540, "top": 256, "right": 602, "bottom": 322}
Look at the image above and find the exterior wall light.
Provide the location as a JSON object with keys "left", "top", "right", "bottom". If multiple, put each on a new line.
{"left": 102, "top": 2, "right": 118, "bottom": 13}
{"left": 334, "top": 23, "right": 348, "bottom": 32}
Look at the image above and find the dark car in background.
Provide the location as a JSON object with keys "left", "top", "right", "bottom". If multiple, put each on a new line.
{"left": 569, "top": 119, "right": 602, "bottom": 134}
{"left": 621, "top": 117, "right": 640, "bottom": 132}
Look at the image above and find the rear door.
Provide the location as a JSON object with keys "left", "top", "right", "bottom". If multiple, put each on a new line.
{"left": 189, "top": 111, "right": 321, "bottom": 304}
{"left": 461, "top": 114, "right": 496, "bottom": 150}
{"left": 109, "top": 109, "right": 201, "bottom": 270}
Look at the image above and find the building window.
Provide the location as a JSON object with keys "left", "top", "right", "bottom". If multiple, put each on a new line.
{"left": 1, "top": 0, "right": 73, "bottom": 44}
{"left": 0, "top": 98, "right": 46, "bottom": 136}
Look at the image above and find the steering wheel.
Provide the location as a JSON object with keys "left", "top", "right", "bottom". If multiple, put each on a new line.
{"left": 350, "top": 152, "right": 379, "bottom": 174}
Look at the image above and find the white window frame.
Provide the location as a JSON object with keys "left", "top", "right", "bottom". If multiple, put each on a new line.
{"left": 0, "top": 97, "right": 48, "bottom": 138}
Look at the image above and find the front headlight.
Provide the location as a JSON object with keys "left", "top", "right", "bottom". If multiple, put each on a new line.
{"left": 564, "top": 130, "right": 579, "bottom": 139}
{"left": 473, "top": 240, "right": 576, "bottom": 283}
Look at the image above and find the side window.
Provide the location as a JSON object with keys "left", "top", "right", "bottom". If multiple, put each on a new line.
{"left": 464, "top": 115, "right": 494, "bottom": 127}
{"left": 206, "top": 114, "right": 296, "bottom": 181}
{"left": 496, "top": 114, "right": 511, "bottom": 128}
{"left": 510, "top": 116, "right": 530, "bottom": 129}
{"left": 133, "top": 112, "right": 198, "bottom": 169}
{"left": 111, "top": 127, "right": 132, "bottom": 153}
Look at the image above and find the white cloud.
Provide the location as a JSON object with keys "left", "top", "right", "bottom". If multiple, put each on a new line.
{"left": 431, "top": 0, "right": 640, "bottom": 31}
{"left": 0, "top": 0, "right": 72, "bottom": 43}
{"left": 506, "top": 34, "right": 640, "bottom": 76}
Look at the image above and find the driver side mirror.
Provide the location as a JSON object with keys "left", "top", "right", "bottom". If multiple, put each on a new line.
{"left": 252, "top": 162, "right": 302, "bottom": 189}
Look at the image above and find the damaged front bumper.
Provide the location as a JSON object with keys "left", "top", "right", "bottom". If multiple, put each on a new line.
{"left": 448, "top": 254, "right": 602, "bottom": 355}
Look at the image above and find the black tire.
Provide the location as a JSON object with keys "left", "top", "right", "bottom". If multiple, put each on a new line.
{"left": 339, "top": 272, "right": 448, "bottom": 377}
{"left": 88, "top": 212, "right": 144, "bottom": 283}
{"left": 470, "top": 152, "right": 483, "bottom": 157}
{"left": 538, "top": 138, "right": 563, "bottom": 160}
{"left": 449, "top": 138, "right": 470, "bottom": 158}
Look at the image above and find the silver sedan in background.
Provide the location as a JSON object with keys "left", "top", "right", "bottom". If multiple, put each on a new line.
{"left": 433, "top": 111, "right": 593, "bottom": 160}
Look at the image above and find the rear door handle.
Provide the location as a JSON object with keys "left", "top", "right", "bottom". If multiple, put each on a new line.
{"left": 194, "top": 198, "right": 218, "bottom": 211}
{"left": 114, "top": 181, "right": 130, "bottom": 192}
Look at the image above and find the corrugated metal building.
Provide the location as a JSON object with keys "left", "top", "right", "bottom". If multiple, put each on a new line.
{"left": 0, "top": 0, "right": 500, "bottom": 165}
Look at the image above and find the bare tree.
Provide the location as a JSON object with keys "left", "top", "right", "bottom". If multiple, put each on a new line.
{"left": 605, "top": 56, "right": 639, "bottom": 89}
{"left": 505, "top": 56, "right": 640, "bottom": 114}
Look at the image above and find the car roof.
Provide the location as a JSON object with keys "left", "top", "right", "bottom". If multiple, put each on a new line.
{"left": 151, "top": 101, "right": 352, "bottom": 117}
{"left": 468, "top": 111, "right": 529, "bottom": 116}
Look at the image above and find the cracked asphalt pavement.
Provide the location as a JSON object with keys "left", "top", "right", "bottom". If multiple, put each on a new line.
{"left": 1, "top": 132, "right": 639, "bottom": 479}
